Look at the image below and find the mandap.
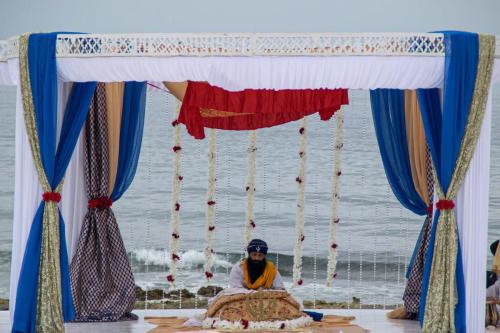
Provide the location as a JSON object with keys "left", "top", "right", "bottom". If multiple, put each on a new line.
{"left": 0, "top": 32, "right": 500, "bottom": 333}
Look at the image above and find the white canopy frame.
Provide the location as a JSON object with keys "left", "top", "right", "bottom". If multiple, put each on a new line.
{"left": 1, "top": 33, "right": 500, "bottom": 332}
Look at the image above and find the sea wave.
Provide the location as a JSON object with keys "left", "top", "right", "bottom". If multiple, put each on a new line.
{"left": 128, "top": 248, "right": 408, "bottom": 280}
{"left": 129, "top": 248, "right": 233, "bottom": 269}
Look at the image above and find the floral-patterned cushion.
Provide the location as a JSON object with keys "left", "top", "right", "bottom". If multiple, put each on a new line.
{"left": 206, "top": 290, "right": 306, "bottom": 322}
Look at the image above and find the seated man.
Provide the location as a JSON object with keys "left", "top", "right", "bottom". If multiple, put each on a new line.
{"left": 229, "top": 239, "right": 285, "bottom": 290}
{"left": 487, "top": 240, "right": 500, "bottom": 326}
{"left": 488, "top": 240, "right": 500, "bottom": 295}
{"left": 488, "top": 240, "right": 500, "bottom": 286}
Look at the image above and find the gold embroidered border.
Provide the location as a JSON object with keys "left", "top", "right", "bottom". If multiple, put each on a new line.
{"left": 450, "top": 35, "right": 496, "bottom": 193}
{"left": 422, "top": 34, "right": 496, "bottom": 333}
{"left": 422, "top": 185, "right": 458, "bottom": 332}
{"left": 19, "top": 34, "right": 65, "bottom": 333}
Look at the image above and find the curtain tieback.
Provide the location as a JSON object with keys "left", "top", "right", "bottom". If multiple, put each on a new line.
{"left": 88, "top": 196, "right": 113, "bottom": 209}
{"left": 436, "top": 199, "right": 455, "bottom": 211}
{"left": 42, "top": 191, "right": 61, "bottom": 203}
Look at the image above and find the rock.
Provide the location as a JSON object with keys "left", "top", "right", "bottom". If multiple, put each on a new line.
{"left": 135, "top": 286, "right": 146, "bottom": 301}
{"left": 148, "top": 288, "right": 166, "bottom": 300}
{"left": 0, "top": 299, "right": 8, "bottom": 311}
{"left": 135, "top": 286, "right": 169, "bottom": 301}
{"left": 165, "top": 288, "right": 195, "bottom": 299}
{"left": 197, "top": 285, "right": 223, "bottom": 297}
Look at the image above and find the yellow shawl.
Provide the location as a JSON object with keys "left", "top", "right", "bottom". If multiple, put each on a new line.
{"left": 241, "top": 260, "right": 277, "bottom": 290}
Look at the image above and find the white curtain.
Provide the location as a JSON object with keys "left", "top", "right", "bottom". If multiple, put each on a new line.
{"left": 456, "top": 87, "right": 493, "bottom": 332}
{"left": 8, "top": 81, "right": 84, "bottom": 321}
{"left": 0, "top": 59, "right": 19, "bottom": 86}
{"left": 9, "top": 84, "right": 41, "bottom": 322}
{"left": 60, "top": 130, "right": 87, "bottom": 260}
{"left": 5, "top": 56, "right": 500, "bottom": 332}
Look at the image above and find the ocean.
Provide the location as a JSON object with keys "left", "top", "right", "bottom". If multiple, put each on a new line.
{"left": 0, "top": 86, "right": 499, "bottom": 307}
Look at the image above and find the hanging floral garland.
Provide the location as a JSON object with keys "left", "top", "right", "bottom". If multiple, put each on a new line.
{"left": 166, "top": 103, "right": 183, "bottom": 287}
{"left": 244, "top": 130, "right": 257, "bottom": 247}
{"left": 293, "top": 117, "right": 308, "bottom": 286}
{"left": 326, "top": 108, "right": 344, "bottom": 287}
{"left": 204, "top": 128, "right": 217, "bottom": 282}
{"left": 202, "top": 316, "right": 313, "bottom": 330}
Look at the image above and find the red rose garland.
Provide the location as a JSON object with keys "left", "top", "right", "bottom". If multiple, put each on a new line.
{"left": 88, "top": 196, "right": 113, "bottom": 209}
{"left": 244, "top": 130, "right": 258, "bottom": 246}
{"left": 167, "top": 104, "right": 183, "bottom": 287}
{"left": 293, "top": 117, "right": 308, "bottom": 287}
{"left": 436, "top": 199, "right": 455, "bottom": 210}
{"left": 42, "top": 192, "right": 61, "bottom": 203}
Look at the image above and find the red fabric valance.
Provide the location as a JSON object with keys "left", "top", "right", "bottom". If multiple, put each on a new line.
{"left": 177, "top": 81, "right": 349, "bottom": 139}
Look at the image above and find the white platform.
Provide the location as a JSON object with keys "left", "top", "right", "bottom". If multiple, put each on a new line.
{"left": 0, "top": 309, "right": 496, "bottom": 333}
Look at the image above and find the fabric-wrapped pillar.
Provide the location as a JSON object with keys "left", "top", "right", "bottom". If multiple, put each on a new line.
{"left": 13, "top": 33, "right": 96, "bottom": 333}
{"left": 70, "top": 83, "right": 136, "bottom": 321}
{"left": 417, "top": 32, "right": 496, "bottom": 333}
{"left": 70, "top": 81, "right": 146, "bottom": 322}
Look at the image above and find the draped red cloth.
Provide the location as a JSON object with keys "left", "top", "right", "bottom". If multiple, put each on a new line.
{"left": 177, "top": 81, "right": 349, "bottom": 139}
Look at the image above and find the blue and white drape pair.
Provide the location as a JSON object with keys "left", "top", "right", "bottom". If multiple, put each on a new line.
{"left": 371, "top": 32, "right": 496, "bottom": 332}
{"left": 13, "top": 33, "right": 146, "bottom": 333}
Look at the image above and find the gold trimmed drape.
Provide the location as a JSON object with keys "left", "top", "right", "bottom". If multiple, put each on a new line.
{"left": 104, "top": 82, "right": 124, "bottom": 195}
{"left": 401, "top": 89, "right": 435, "bottom": 316}
{"left": 422, "top": 34, "right": 496, "bottom": 333}
{"left": 69, "top": 83, "right": 137, "bottom": 321}
{"left": 19, "top": 34, "right": 65, "bottom": 333}
{"left": 404, "top": 90, "right": 430, "bottom": 206}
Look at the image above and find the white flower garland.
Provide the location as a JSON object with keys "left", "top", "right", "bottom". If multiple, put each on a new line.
{"left": 326, "top": 108, "right": 344, "bottom": 287}
{"left": 167, "top": 103, "right": 183, "bottom": 287}
{"left": 293, "top": 117, "right": 308, "bottom": 286}
{"left": 244, "top": 130, "right": 257, "bottom": 247}
{"left": 202, "top": 315, "right": 313, "bottom": 330}
{"left": 204, "top": 128, "right": 217, "bottom": 282}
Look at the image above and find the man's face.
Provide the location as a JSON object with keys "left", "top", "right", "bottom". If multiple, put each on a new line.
{"left": 249, "top": 252, "right": 266, "bottom": 262}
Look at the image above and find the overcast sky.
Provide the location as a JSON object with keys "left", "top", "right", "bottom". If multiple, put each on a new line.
{"left": 0, "top": 0, "right": 499, "bottom": 39}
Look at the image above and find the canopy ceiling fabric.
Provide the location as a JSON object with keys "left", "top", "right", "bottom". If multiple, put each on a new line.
{"left": 1, "top": 56, "right": 500, "bottom": 89}
{"left": 0, "top": 33, "right": 500, "bottom": 333}
{"left": 0, "top": 56, "right": 444, "bottom": 89}
{"left": 176, "top": 80, "right": 349, "bottom": 139}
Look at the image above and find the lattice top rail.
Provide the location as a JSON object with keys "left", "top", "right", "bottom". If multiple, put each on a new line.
{"left": 1, "top": 33, "right": 499, "bottom": 62}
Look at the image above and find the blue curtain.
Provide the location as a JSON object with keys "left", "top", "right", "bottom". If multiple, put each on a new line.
{"left": 370, "top": 88, "right": 429, "bottom": 286}
{"left": 370, "top": 89, "right": 427, "bottom": 215}
{"left": 12, "top": 33, "right": 96, "bottom": 333}
{"left": 111, "top": 81, "right": 147, "bottom": 200}
{"left": 417, "top": 31, "right": 479, "bottom": 333}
